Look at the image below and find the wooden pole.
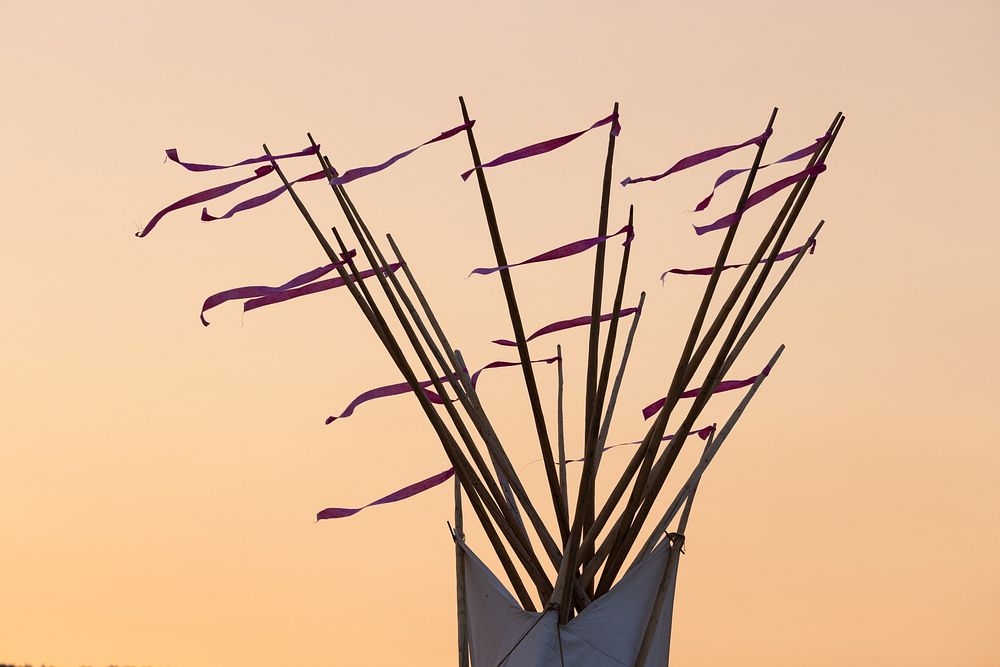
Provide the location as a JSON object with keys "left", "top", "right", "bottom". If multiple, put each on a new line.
{"left": 380, "top": 230, "right": 592, "bottom": 607}
{"left": 454, "top": 478, "right": 470, "bottom": 667}
{"left": 384, "top": 234, "right": 566, "bottom": 571}
{"left": 326, "top": 222, "right": 553, "bottom": 603}
{"left": 324, "top": 176, "right": 527, "bottom": 536}
{"left": 581, "top": 104, "right": 621, "bottom": 535}
{"left": 595, "top": 291, "right": 647, "bottom": 470}
{"left": 556, "top": 344, "right": 568, "bottom": 512}
{"left": 597, "top": 118, "right": 845, "bottom": 590}
{"left": 632, "top": 527, "right": 685, "bottom": 666}
{"left": 458, "top": 96, "right": 571, "bottom": 542}
{"left": 632, "top": 345, "right": 784, "bottom": 565}
{"left": 582, "top": 204, "right": 634, "bottom": 588}
{"left": 584, "top": 112, "right": 843, "bottom": 593}
{"left": 721, "top": 220, "right": 824, "bottom": 375}
{"left": 263, "top": 146, "right": 539, "bottom": 611}
{"left": 312, "top": 149, "right": 543, "bottom": 563}
{"left": 555, "top": 105, "right": 625, "bottom": 620}
{"left": 600, "top": 108, "right": 779, "bottom": 584}
{"left": 634, "top": 468, "right": 700, "bottom": 667}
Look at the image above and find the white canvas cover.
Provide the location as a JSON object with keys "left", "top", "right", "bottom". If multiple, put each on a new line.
{"left": 459, "top": 539, "right": 679, "bottom": 666}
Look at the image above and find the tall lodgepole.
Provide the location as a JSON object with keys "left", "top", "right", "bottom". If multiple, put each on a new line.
{"left": 458, "top": 96, "right": 571, "bottom": 542}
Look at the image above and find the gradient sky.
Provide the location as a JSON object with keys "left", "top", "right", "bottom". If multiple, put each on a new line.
{"left": 2, "top": 1, "right": 998, "bottom": 665}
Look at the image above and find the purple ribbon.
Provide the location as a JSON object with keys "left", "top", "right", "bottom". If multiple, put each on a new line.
{"left": 620, "top": 127, "right": 772, "bottom": 187}
{"left": 642, "top": 364, "right": 775, "bottom": 420}
{"left": 316, "top": 467, "right": 455, "bottom": 520}
{"left": 326, "top": 355, "right": 560, "bottom": 424}
{"left": 693, "top": 134, "right": 832, "bottom": 212}
{"left": 165, "top": 145, "right": 320, "bottom": 172}
{"left": 328, "top": 121, "right": 475, "bottom": 186}
{"left": 199, "top": 250, "right": 358, "bottom": 325}
{"left": 660, "top": 238, "right": 817, "bottom": 282}
{"left": 460, "top": 111, "right": 621, "bottom": 182}
{"left": 492, "top": 306, "right": 640, "bottom": 347}
{"left": 470, "top": 224, "right": 634, "bottom": 277}
{"left": 136, "top": 166, "right": 274, "bottom": 237}
{"left": 201, "top": 168, "right": 329, "bottom": 222}
{"left": 694, "top": 164, "right": 826, "bottom": 236}
{"left": 243, "top": 263, "right": 402, "bottom": 313}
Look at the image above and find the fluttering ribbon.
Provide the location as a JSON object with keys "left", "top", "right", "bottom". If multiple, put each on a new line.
{"left": 620, "top": 127, "right": 772, "bottom": 187}
{"left": 326, "top": 355, "right": 560, "bottom": 424}
{"left": 641, "top": 364, "right": 774, "bottom": 420}
{"left": 316, "top": 467, "right": 455, "bottom": 520}
{"left": 201, "top": 168, "right": 329, "bottom": 221}
{"left": 693, "top": 164, "right": 826, "bottom": 236}
{"left": 528, "top": 424, "right": 715, "bottom": 467}
{"left": 492, "top": 306, "right": 640, "bottom": 347}
{"left": 136, "top": 166, "right": 274, "bottom": 237}
{"left": 469, "top": 224, "right": 634, "bottom": 277}
{"left": 660, "top": 238, "right": 817, "bottom": 282}
{"left": 165, "top": 145, "right": 320, "bottom": 172}
{"left": 243, "top": 263, "right": 402, "bottom": 313}
{"left": 199, "top": 250, "right": 358, "bottom": 325}
{"left": 460, "top": 111, "right": 621, "bottom": 182}
{"left": 328, "top": 121, "right": 475, "bottom": 186}
{"left": 692, "top": 134, "right": 832, "bottom": 212}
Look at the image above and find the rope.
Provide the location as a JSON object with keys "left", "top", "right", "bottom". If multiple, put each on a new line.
{"left": 496, "top": 607, "right": 554, "bottom": 666}
{"left": 556, "top": 615, "right": 566, "bottom": 667}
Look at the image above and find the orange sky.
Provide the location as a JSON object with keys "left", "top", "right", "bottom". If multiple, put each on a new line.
{"left": 2, "top": 1, "right": 998, "bottom": 665}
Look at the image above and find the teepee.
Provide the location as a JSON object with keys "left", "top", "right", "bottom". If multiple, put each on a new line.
{"left": 139, "top": 98, "right": 843, "bottom": 665}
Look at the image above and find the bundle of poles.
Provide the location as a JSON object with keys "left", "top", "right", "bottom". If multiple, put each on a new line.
{"left": 143, "top": 98, "right": 844, "bottom": 665}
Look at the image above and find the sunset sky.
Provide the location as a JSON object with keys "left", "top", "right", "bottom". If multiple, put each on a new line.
{"left": 2, "top": 1, "right": 998, "bottom": 665}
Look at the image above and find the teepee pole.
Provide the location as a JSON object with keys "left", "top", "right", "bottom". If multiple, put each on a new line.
{"left": 458, "top": 96, "right": 571, "bottom": 543}
{"left": 583, "top": 204, "right": 634, "bottom": 585}
{"left": 556, "top": 345, "right": 568, "bottom": 511}
{"left": 595, "top": 291, "right": 647, "bottom": 469}
{"left": 633, "top": 344, "right": 784, "bottom": 566}
{"left": 572, "top": 109, "right": 780, "bottom": 588}
{"left": 263, "top": 147, "right": 539, "bottom": 610}
{"left": 384, "top": 234, "right": 567, "bottom": 571}
{"left": 580, "top": 103, "right": 621, "bottom": 538}
{"left": 454, "top": 478, "right": 470, "bottom": 667}
{"left": 600, "top": 108, "right": 779, "bottom": 582}
{"left": 634, "top": 449, "right": 702, "bottom": 667}
{"left": 327, "top": 221, "right": 554, "bottom": 602}
{"left": 598, "top": 118, "right": 845, "bottom": 589}
{"left": 325, "top": 187, "right": 543, "bottom": 567}
{"left": 591, "top": 112, "right": 843, "bottom": 590}
{"left": 721, "top": 220, "right": 824, "bottom": 376}
{"left": 333, "top": 179, "right": 531, "bottom": 539}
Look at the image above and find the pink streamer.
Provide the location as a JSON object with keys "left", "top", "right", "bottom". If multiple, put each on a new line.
{"left": 460, "top": 111, "right": 621, "bottom": 181}
{"left": 470, "top": 225, "right": 634, "bottom": 277}
{"left": 326, "top": 355, "right": 560, "bottom": 424}
{"left": 136, "top": 166, "right": 273, "bottom": 237}
{"left": 201, "top": 168, "right": 329, "bottom": 221}
{"left": 693, "top": 164, "right": 826, "bottom": 236}
{"left": 492, "top": 306, "right": 640, "bottom": 347}
{"left": 660, "top": 238, "right": 817, "bottom": 282}
{"left": 620, "top": 127, "right": 772, "bottom": 187}
{"left": 165, "top": 145, "right": 319, "bottom": 172}
{"left": 692, "top": 134, "right": 832, "bottom": 212}
{"left": 328, "top": 121, "right": 475, "bottom": 186}
{"left": 243, "top": 263, "right": 402, "bottom": 313}
{"left": 316, "top": 467, "right": 455, "bottom": 520}
{"left": 199, "top": 250, "right": 357, "bottom": 325}
{"left": 642, "top": 363, "right": 775, "bottom": 421}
